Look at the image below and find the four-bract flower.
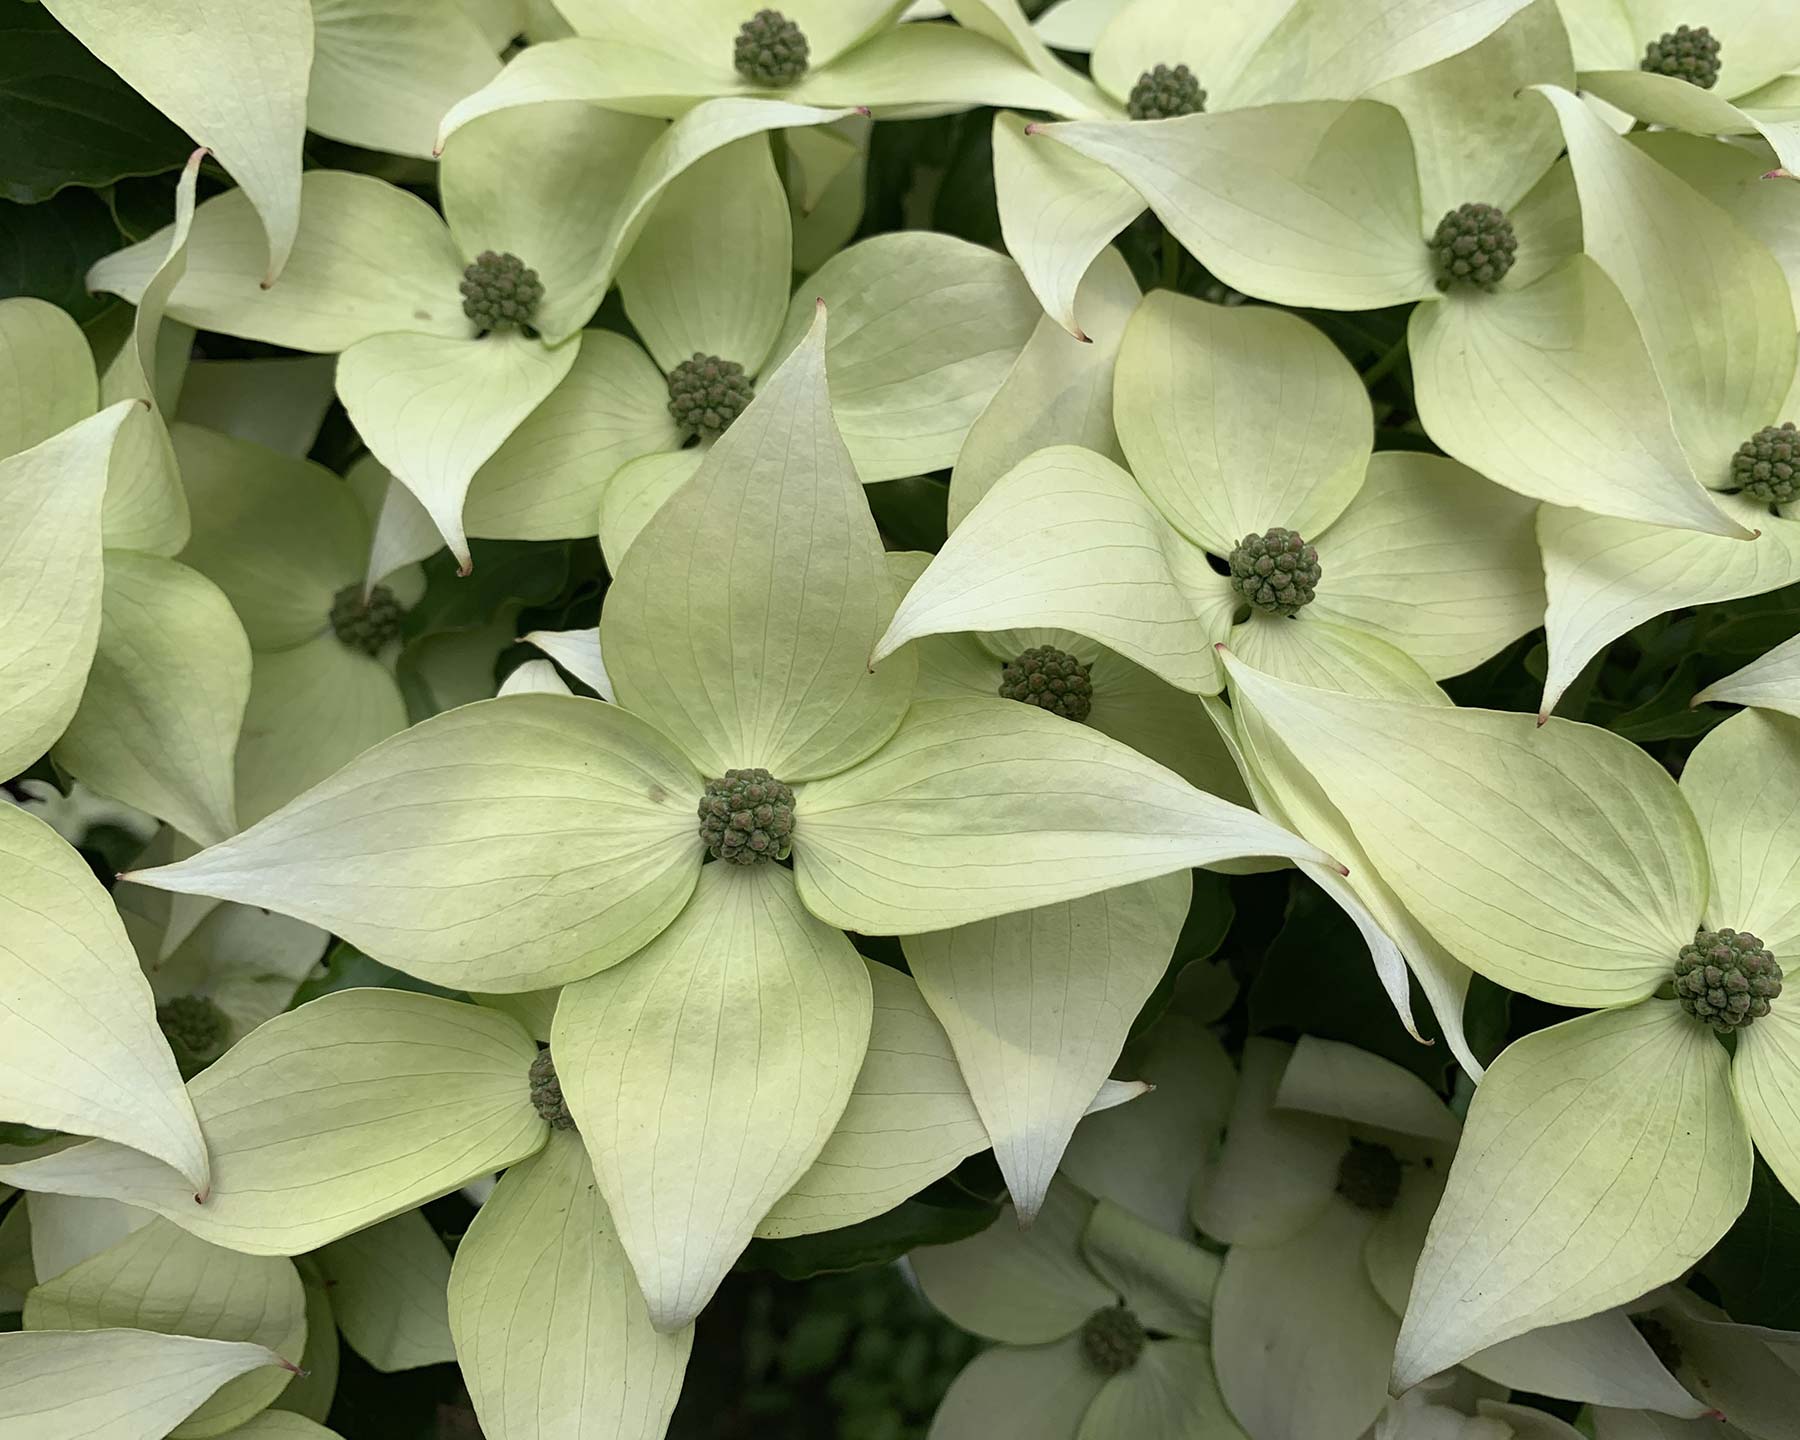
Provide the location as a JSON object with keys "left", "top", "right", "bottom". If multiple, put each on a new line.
{"left": 42, "top": 0, "right": 512, "bottom": 283}
{"left": 1217, "top": 654, "right": 1800, "bottom": 1388}
{"left": 87, "top": 96, "right": 856, "bottom": 567}
{"left": 878, "top": 288, "right": 1545, "bottom": 711}
{"left": 1554, "top": 0, "right": 1800, "bottom": 171}
{"left": 102, "top": 312, "right": 1323, "bottom": 1333}
{"left": 1494, "top": 92, "right": 1800, "bottom": 717}
{"left": 995, "top": 0, "right": 1571, "bottom": 333}
{"left": 1193, "top": 1038, "right": 1706, "bottom": 1440}
{"left": 436, "top": 0, "right": 1113, "bottom": 155}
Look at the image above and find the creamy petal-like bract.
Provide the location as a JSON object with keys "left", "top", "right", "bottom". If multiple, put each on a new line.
{"left": 315, "top": 1212, "right": 455, "bottom": 1373}
{"left": 1694, "top": 631, "right": 1800, "bottom": 718}
{"left": 0, "top": 806, "right": 208, "bottom": 1191}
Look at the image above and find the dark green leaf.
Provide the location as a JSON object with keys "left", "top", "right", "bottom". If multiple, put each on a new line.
{"left": 0, "top": 185, "right": 122, "bottom": 322}
{"left": 0, "top": 4, "right": 190, "bottom": 203}
{"left": 1702, "top": 1157, "right": 1800, "bottom": 1329}
{"left": 737, "top": 1195, "right": 998, "bottom": 1281}
{"left": 866, "top": 475, "right": 949, "bottom": 554}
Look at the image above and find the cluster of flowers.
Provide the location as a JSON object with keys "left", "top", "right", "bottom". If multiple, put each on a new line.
{"left": 3, "top": 1, "right": 1800, "bottom": 1438}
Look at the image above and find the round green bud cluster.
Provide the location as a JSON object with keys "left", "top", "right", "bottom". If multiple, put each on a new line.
{"left": 1674, "top": 928, "right": 1783, "bottom": 1033}
{"left": 1633, "top": 1316, "right": 1684, "bottom": 1375}
{"left": 1731, "top": 421, "right": 1800, "bottom": 503}
{"left": 735, "top": 9, "right": 809, "bottom": 87}
{"left": 1430, "top": 203, "right": 1518, "bottom": 292}
{"left": 1079, "top": 1305, "right": 1146, "bottom": 1376}
{"left": 998, "top": 645, "right": 1094, "bottom": 722}
{"left": 330, "top": 582, "right": 405, "bottom": 657}
{"left": 158, "top": 994, "right": 230, "bottom": 1079}
{"left": 1228, "top": 528, "right": 1321, "bottom": 617}
{"left": 460, "top": 251, "right": 543, "bottom": 332}
{"left": 699, "top": 768, "right": 796, "bottom": 865}
{"left": 668, "top": 353, "right": 755, "bottom": 437}
{"left": 1336, "top": 1139, "right": 1403, "bottom": 1212}
{"left": 1641, "top": 25, "right": 1720, "bottom": 88}
{"left": 528, "top": 1049, "right": 575, "bottom": 1130}
{"left": 1127, "top": 63, "right": 1205, "bottom": 121}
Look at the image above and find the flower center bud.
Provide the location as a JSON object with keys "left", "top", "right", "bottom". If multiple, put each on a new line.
{"left": 1079, "top": 1305, "right": 1147, "bottom": 1376}
{"left": 459, "top": 250, "right": 544, "bottom": 333}
{"left": 329, "top": 582, "right": 405, "bottom": 657}
{"left": 999, "top": 645, "right": 1094, "bottom": 722}
{"left": 667, "top": 353, "right": 755, "bottom": 437}
{"left": 1227, "top": 527, "right": 1321, "bottom": 618}
{"left": 735, "top": 8, "right": 809, "bottom": 86}
{"left": 1336, "top": 1139, "right": 1403, "bottom": 1213}
{"left": 1430, "top": 202, "right": 1518, "bottom": 292}
{"left": 1674, "top": 928, "right": 1783, "bottom": 1033}
{"left": 698, "top": 768, "right": 796, "bottom": 866}
{"left": 1633, "top": 1316, "right": 1684, "bottom": 1374}
{"left": 1731, "top": 421, "right": 1799, "bottom": 503}
{"left": 1641, "top": 25, "right": 1721, "bottom": 88}
{"left": 528, "top": 1048, "right": 576, "bottom": 1130}
{"left": 157, "top": 994, "right": 230, "bottom": 1080}
{"left": 1127, "top": 63, "right": 1205, "bottom": 121}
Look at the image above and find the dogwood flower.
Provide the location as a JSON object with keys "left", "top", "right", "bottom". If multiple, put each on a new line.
{"left": 1218, "top": 655, "right": 1800, "bottom": 1389}
{"left": 56, "top": 314, "right": 1320, "bottom": 1336}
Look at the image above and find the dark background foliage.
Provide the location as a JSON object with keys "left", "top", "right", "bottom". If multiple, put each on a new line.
{"left": 5, "top": 0, "right": 1800, "bottom": 1432}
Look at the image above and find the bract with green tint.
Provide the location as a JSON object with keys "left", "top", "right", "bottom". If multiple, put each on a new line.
{"left": 1220, "top": 656, "right": 1800, "bottom": 1384}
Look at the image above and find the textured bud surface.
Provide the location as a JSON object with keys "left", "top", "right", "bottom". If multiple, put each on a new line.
{"left": 735, "top": 9, "right": 809, "bottom": 86}
{"left": 1080, "top": 1305, "right": 1146, "bottom": 1375}
{"left": 998, "top": 645, "right": 1094, "bottom": 722}
{"left": 158, "top": 994, "right": 230, "bottom": 1080}
{"left": 1731, "top": 421, "right": 1799, "bottom": 503}
{"left": 330, "top": 583, "right": 405, "bottom": 657}
{"left": 1127, "top": 63, "right": 1205, "bottom": 120}
{"left": 1641, "top": 25, "right": 1720, "bottom": 87}
{"left": 1430, "top": 203, "right": 1518, "bottom": 292}
{"left": 1674, "top": 928, "right": 1782, "bottom": 1033}
{"left": 529, "top": 1049, "right": 576, "bottom": 1130}
{"left": 1228, "top": 528, "right": 1321, "bottom": 618}
{"left": 668, "top": 353, "right": 755, "bottom": 437}
{"left": 1336, "top": 1139, "right": 1403, "bottom": 1213}
{"left": 459, "top": 250, "right": 543, "bottom": 332}
{"left": 699, "top": 768, "right": 796, "bottom": 865}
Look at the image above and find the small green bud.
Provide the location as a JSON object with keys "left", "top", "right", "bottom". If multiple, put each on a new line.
{"left": 329, "top": 582, "right": 405, "bottom": 657}
{"left": 1079, "top": 1305, "right": 1146, "bottom": 1376}
{"left": 1336, "top": 1139, "right": 1403, "bottom": 1212}
{"left": 1641, "top": 25, "right": 1720, "bottom": 88}
{"left": 1731, "top": 421, "right": 1799, "bottom": 503}
{"left": 1127, "top": 63, "right": 1205, "bottom": 121}
{"left": 698, "top": 768, "right": 796, "bottom": 865}
{"left": 1674, "top": 928, "right": 1782, "bottom": 1033}
{"left": 459, "top": 250, "right": 544, "bottom": 332}
{"left": 1430, "top": 202, "right": 1518, "bottom": 292}
{"left": 667, "top": 353, "right": 755, "bottom": 437}
{"left": 998, "top": 645, "right": 1094, "bottom": 722}
{"left": 1228, "top": 527, "right": 1321, "bottom": 617}
{"left": 735, "top": 8, "right": 809, "bottom": 87}
{"left": 1633, "top": 1316, "right": 1684, "bottom": 1374}
{"left": 157, "top": 994, "right": 230, "bottom": 1080}
{"left": 528, "top": 1049, "right": 576, "bottom": 1130}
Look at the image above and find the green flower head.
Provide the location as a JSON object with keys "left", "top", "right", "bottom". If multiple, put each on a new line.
{"left": 157, "top": 993, "right": 230, "bottom": 1080}
{"left": 330, "top": 582, "right": 405, "bottom": 658}
{"left": 1335, "top": 1138, "right": 1404, "bottom": 1213}
{"left": 459, "top": 250, "right": 544, "bottom": 332}
{"left": 1640, "top": 25, "right": 1721, "bottom": 88}
{"left": 1080, "top": 1304, "right": 1147, "bottom": 1375}
{"left": 528, "top": 1048, "right": 576, "bottom": 1130}
{"left": 999, "top": 645, "right": 1094, "bottom": 722}
{"left": 1430, "top": 203, "right": 1518, "bottom": 292}
{"left": 1731, "top": 422, "right": 1799, "bottom": 504}
{"left": 698, "top": 768, "right": 796, "bottom": 865}
{"left": 1127, "top": 64, "right": 1205, "bottom": 121}
{"left": 1228, "top": 527, "right": 1321, "bottom": 618}
{"left": 1673, "top": 928, "right": 1783, "bottom": 1033}
{"left": 734, "top": 8, "right": 809, "bottom": 87}
{"left": 667, "top": 353, "right": 755, "bottom": 438}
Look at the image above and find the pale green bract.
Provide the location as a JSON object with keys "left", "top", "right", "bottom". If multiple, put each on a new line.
{"left": 1218, "top": 657, "right": 1800, "bottom": 1383}
{"left": 117, "top": 311, "right": 1322, "bottom": 1338}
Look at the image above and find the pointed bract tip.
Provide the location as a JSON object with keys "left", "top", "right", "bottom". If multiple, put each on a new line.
{"left": 184, "top": 146, "right": 209, "bottom": 170}
{"left": 1535, "top": 710, "right": 1550, "bottom": 728}
{"left": 814, "top": 296, "right": 828, "bottom": 317}
{"left": 1073, "top": 328, "right": 1092, "bottom": 344}
{"left": 1333, "top": 860, "right": 1350, "bottom": 878}
{"left": 1024, "top": 122, "right": 1043, "bottom": 136}
{"left": 854, "top": 106, "right": 872, "bottom": 118}
{"left": 279, "top": 1359, "right": 306, "bottom": 1376}
{"left": 1763, "top": 168, "right": 1796, "bottom": 181}
{"left": 194, "top": 1184, "right": 210, "bottom": 1205}
{"left": 1013, "top": 1204, "right": 1040, "bottom": 1230}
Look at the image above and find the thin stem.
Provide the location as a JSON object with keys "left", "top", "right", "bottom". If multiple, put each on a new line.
{"left": 1360, "top": 334, "right": 1410, "bottom": 388}
{"left": 1161, "top": 228, "right": 1182, "bottom": 291}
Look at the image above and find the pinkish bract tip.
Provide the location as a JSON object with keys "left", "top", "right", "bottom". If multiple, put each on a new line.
{"left": 1024, "top": 122, "right": 1042, "bottom": 136}
{"left": 1535, "top": 711, "right": 1549, "bottom": 728}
